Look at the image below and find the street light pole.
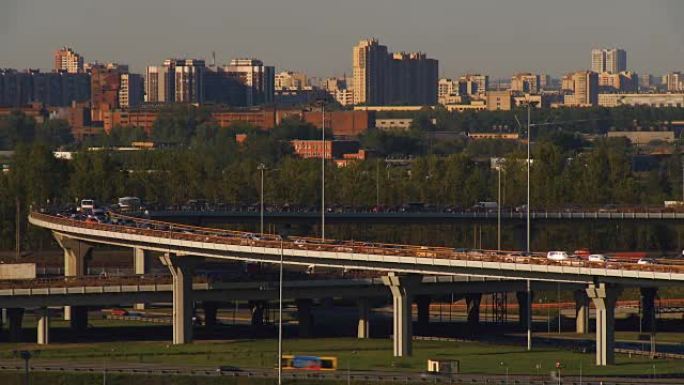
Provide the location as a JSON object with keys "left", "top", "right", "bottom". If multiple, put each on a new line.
{"left": 258, "top": 163, "right": 266, "bottom": 236}
{"left": 321, "top": 103, "right": 326, "bottom": 241}
{"left": 497, "top": 166, "right": 502, "bottom": 251}
{"left": 527, "top": 279, "right": 532, "bottom": 351}
{"left": 278, "top": 239, "right": 283, "bottom": 385}
{"left": 526, "top": 102, "right": 531, "bottom": 255}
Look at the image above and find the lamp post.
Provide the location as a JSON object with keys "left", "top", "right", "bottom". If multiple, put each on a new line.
{"left": 320, "top": 102, "right": 326, "bottom": 241}
{"left": 257, "top": 163, "right": 266, "bottom": 236}
{"left": 278, "top": 239, "right": 284, "bottom": 385}
{"left": 497, "top": 165, "right": 503, "bottom": 251}
{"left": 526, "top": 102, "right": 531, "bottom": 255}
{"left": 499, "top": 361, "right": 509, "bottom": 385}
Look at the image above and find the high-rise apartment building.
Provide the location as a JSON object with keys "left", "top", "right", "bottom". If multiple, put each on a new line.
{"left": 388, "top": 52, "right": 438, "bottom": 105}
{"left": 54, "top": 47, "right": 84, "bottom": 74}
{"left": 567, "top": 71, "right": 598, "bottom": 106}
{"left": 275, "top": 72, "right": 309, "bottom": 90}
{"left": 591, "top": 48, "right": 627, "bottom": 74}
{"left": 352, "top": 39, "right": 390, "bottom": 105}
{"left": 0, "top": 69, "right": 90, "bottom": 107}
{"left": 119, "top": 73, "right": 144, "bottom": 108}
{"left": 90, "top": 63, "right": 127, "bottom": 122}
{"left": 221, "top": 59, "right": 274, "bottom": 106}
{"left": 458, "top": 74, "right": 488, "bottom": 97}
{"left": 638, "top": 74, "right": 656, "bottom": 91}
{"left": 144, "top": 65, "right": 168, "bottom": 102}
{"left": 352, "top": 39, "right": 438, "bottom": 106}
{"left": 663, "top": 72, "right": 683, "bottom": 92}
{"left": 598, "top": 71, "right": 638, "bottom": 93}
{"left": 510, "top": 73, "right": 540, "bottom": 93}
{"left": 164, "top": 59, "right": 205, "bottom": 104}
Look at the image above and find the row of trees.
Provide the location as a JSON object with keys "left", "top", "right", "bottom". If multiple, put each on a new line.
{"left": 1, "top": 106, "right": 684, "bottom": 250}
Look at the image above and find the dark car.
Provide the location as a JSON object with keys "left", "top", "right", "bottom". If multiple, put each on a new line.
{"left": 216, "top": 365, "right": 242, "bottom": 373}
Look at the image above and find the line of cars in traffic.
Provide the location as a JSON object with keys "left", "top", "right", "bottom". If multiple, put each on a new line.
{"left": 545, "top": 249, "right": 658, "bottom": 265}
{"left": 48, "top": 199, "right": 668, "bottom": 269}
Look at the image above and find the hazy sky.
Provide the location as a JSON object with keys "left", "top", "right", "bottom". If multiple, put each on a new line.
{"left": 1, "top": 0, "right": 683, "bottom": 79}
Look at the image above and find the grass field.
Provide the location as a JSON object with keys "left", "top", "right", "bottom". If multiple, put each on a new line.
{"left": 0, "top": 337, "right": 682, "bottom": 376}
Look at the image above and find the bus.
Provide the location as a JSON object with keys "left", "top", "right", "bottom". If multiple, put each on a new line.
{"left": 281, "top": 355, "right": 337, "bottom": 371}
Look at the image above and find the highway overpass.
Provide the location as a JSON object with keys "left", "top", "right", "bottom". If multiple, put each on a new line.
{"left": 28, "top": 212, "right": 677, "bottom": 365}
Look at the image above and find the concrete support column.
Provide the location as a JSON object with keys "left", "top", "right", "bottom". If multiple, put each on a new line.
{"left": 70, "top": 307, "right": 88, "bottom": 331}
{"left": 203, "top": 302, "right": 218, "bottom": 329}
{"left": 249, "top": 301, "right": 265, "bottom": 327}
{"left": 7, "top": 308, "right": 24, "bottom": 343}
{"left": 37, "top": 308, "right": 50, "bottom": 345}
{"left": 357, "top": 298, "right": 370, "bottom": 339}
{"left": 587, "top": 283, "right": 622, "bottom": 366}
{"left": 161, "top": 254, "right": 197, "bottom": 345}
{"left": 296, "top": 299, "right": 314, "bottom": 338}
{"left": 516, "top": 291, "right": 534, "bottom": 330}
{"left": 574, "top": 290, "right": 590, "bottom": 334}
{"left": 640, "top": 287, "right": 657, "bottom": 333}
{"left": 415, "top": 295, "right": 431, "bottom": 331}
{"left": 54, "top": 234, "right": 92, "bottom": 322}
{"left": 383, "top": 273, "right": 420, "bottom": 357}
{"left": 134, "top": 248, "right": 153, "bottom": 310}
{"left": 465, "top": 293, "right": 482, "bottom": 330}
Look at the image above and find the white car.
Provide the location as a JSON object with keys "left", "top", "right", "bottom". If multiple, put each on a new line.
{"left": 637, "top": 258, "right": 656, "bottom": 265}
{"left": 588, "top": 254, "right": 607, "bottom": 263}
{"left": 547, "top": 251, "right": 569, "bottom": 261}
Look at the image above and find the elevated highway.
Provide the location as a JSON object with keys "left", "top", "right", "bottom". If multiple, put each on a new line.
{"left": 27, "top": 212, "right": 681, "bottom": 365}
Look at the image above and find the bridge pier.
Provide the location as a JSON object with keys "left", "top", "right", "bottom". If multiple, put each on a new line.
{"left": 357, "top": 298, "right": 370, "bottom": 339}
{"left": 296, "top": 299, "right": 314, "bottom": 337}
{"left": 383, "top": 273, "right": 421, "bottom": 357}
{"left": 465, "top": 293, "right": 482, "bottom": 331}
{"left": 515, "top": 291, "right": 533, "bottom": 330}
{"left": 37, "top": 307, "right": 50, "bottom": 345}
{"left": 640, "top": 287, "right": 657, "bottom": 333}
{"left": 54, "top": 234, "right": 92, "bottom": 322}
{"left": 574, "top": 290, "right": 590, "bottom": 334}
{"left": 249, "top": 301, "right": 266, "bottom": 327}
{"left": 202, "top": 302, "right": 218, "bottom": 328}
{"left": 134, "top": 248, "right": 153, "bottom": 310}
{"left": 415, "top": 295, "right": 431, "bottom": 331}
{"left": 587, "top": 283, "right": 622, "bottom": 366}
{"left": 7, "top": 308, "right": 23, "bottom": 342}
{"left": 161, "top": 254, "right": 198, "bottom": 345}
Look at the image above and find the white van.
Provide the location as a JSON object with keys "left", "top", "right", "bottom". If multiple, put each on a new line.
{"left": 79, "top": 199, "right": 95, "bottom": 212}
{"left": 547, "top": 251, "right": 569, "bottom": 261}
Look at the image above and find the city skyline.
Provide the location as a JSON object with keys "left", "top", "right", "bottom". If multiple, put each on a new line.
{"left": 1, "top": 0, "right": 683, "bottom": 78}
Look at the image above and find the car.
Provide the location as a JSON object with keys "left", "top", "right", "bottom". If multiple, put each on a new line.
{"left": 109, "top": 308, "right": 128, "bottom": 316}
{"left": 547, "top": 251, "right": 569, "bottom": 261}
{"left": 588, "top": 254, "right": 607, "bottom": 263}
{"left": 637, "top": 258, "right": 657, "bottom": 265}
{"left": 216, "top": 365, "right": 242, "bottom": 373}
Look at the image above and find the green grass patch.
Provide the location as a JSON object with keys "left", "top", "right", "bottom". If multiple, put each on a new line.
{"left": 0, "top": 338, "right": 682, "bottom": 376}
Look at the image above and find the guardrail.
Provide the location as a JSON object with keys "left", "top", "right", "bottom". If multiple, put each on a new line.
{"left": 29, "top": 212, "right": 684, "bottom": 277}
{"left": 148, "top": 209, "right": 684, "bottom": 220}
